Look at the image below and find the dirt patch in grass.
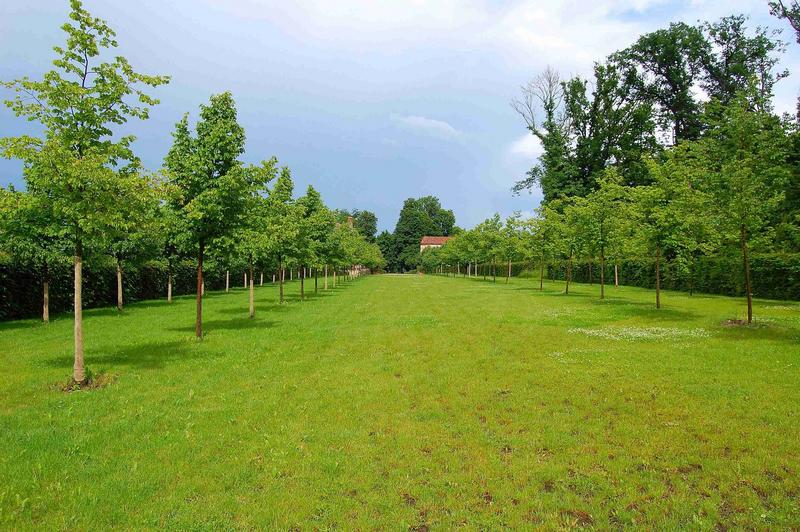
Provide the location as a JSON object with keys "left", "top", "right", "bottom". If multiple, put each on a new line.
{"left": 56, "top": 371, "right": 117, "bottom": 392}
{"left": 561, "top": 508, "right": 594, "bottom": 527}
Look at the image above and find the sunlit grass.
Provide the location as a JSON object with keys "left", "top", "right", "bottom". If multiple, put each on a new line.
{"left": 1, "top": 274, "right": 798, "bottom": 528}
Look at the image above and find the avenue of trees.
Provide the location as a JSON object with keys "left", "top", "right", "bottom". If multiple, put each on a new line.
{"left": 0, "top": 1, "right": 383, "bottom": 386}
{"left": 422, "top": 11, "right": 800, "bottom": 325}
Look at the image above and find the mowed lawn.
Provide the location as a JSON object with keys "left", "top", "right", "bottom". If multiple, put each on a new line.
{"left": 1, "top": 274, "right": 799, "bottom": 529}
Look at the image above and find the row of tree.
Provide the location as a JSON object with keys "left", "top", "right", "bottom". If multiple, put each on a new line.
{"left": 422, "top": 99, "right": 779, "bottom": 323}
{"left": 0, "top": 1, "right": 383, "bottom": 386}
{"left": 443, "top": 10, "right": 800, "bottom": 323}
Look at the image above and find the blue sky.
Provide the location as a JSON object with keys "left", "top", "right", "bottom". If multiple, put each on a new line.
{"left": 2, "top": 0, "right": 798, "bottom": 231}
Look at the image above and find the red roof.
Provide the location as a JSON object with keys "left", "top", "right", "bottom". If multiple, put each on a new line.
{"left": 420, "top": 236, "right": 452, "bottom": 246}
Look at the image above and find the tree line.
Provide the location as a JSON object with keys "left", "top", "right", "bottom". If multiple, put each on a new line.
{"left": 421, "top": 9, "right": 800, "bottom": 325}
{"left": 0, "top": 0, "right": 384, "bottom": 386}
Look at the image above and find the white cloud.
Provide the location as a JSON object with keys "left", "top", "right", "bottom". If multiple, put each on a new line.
{"left": 390, "top": 114, "right": 464, "bottom": 140}
{"left": 508, "top": 133, "right": 543, "bottom": 159}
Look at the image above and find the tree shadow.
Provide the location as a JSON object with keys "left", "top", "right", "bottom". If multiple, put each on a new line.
{"left": 167, "top": 317, "right": 277, "bottom": 334}
{"left": 42, "top": 339, "right": 212, "bottom": 370}
{"left": 0, "top": 318, "right": 46, "bottom": 332}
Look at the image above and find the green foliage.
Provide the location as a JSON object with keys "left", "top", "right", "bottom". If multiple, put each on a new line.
{"left": 391, "top": 196, "right": 455, "bottom": 271}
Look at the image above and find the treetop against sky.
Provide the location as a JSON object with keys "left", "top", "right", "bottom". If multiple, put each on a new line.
{"left": 2, "top": 0, "right": 799, "bottom": 232}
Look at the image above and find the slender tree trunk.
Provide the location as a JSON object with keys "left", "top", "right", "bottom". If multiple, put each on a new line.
{"left": 300, "top": 266, "right": 305, "bottom": 301}
{"left": 116, "top": 259, "right": 123, "bottom": 311}
{"left": 167, "top": 271, "right": 173, "bottom": 303}
{"left": 260, "top": 272, "right": 263, "bottom": 286}
{"left": 565, "top": 253, "right": 573, "bottom": 295}
{"left": 42, "top": 264, "right": 50, "bottom": 323}
{"left": 73, "top": 240, "right": 85, "bottom": 384}
{"left": 741, "top": 225, "right": 753, "bottom": 324}
{"left": 655, "top": 245, "right": 661, "bottom": 310}
{"left": 278, "top": 261, "right": 286, "bottom": 303}
{"left": 244, "top": 271, "right": 247, "bottom": 289}
{"left": 226, "top": 270, "right": 230, "bottom": 292}
{"left": 315, "top": 267, "right": 319, "bottom": 293}
{"left": 539, "top": 260, "right": 545, "bottom": 291}
{"left": 614, "top": 261, "right": 619, "bottom": 288}
{"left": 249, "top": 256, "right": 255, "bottom": 318}
{"left": 279, "top": 263, "right": 285, "bottom": 304}
{"left": 588, "top": 259, "right": 593, "bottom": 285}
{"left": 325, "top": 264, "right": 329, "bottom": 290}
{"left": 689, "top": 254, "right": 695, "bottom": 296}
{"left": 334, "top": 269, "right": 337, "bottom": 287}
{"left": 600, "top": 250, "right": 605, "bottom": 300}
{"left": 506, "top": 259, "right": 511, "bottom": 283}
{"left": 290, "top": 269, "right": 293, "bottom": 281}
{"left": 196, "top": 241, "right": 204, "bottom": 339}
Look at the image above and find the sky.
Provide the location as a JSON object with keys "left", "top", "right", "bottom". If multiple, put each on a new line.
{"left": 1, "top": 0, "right": 799, "bottom": 232}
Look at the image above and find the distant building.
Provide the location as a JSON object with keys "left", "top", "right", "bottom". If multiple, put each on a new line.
{"left": 420, "top": 236, "right": 452, "bottom": 252}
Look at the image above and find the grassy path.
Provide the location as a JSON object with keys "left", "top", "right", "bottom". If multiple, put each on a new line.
{"left": 1, "top": 275, "right": 799, "bottom": 528}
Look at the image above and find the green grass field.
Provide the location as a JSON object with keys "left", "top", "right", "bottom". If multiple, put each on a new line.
{"left": 1, "top": 274, "right": 799, "bottom": 529}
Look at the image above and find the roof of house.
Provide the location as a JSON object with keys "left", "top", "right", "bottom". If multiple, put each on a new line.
{"left": 420, "top": 236, "right": 452, "bottom": 246}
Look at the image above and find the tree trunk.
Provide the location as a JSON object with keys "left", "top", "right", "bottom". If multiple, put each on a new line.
{"left": 565, "top": 253, "right": 573, "bottom": 295}
{"left": 279, "top": 263, "right": 285, "bottom": 304}
{"left": 599, "top": 251, "right": 605, "bottom": 300}
{"left": 167, "top": 271, "right": 173, "bottom": 303}
{"left": 334, "top": 269, "right": 337, "bottom": 287}
{"left": 42, "top": 279, "right": 50, "bottom": 323}
{"left": 324, "top": 264, "right": 329, "bottom": 290}
{"left": 290, "top": 269, "right": 293, "bottom": 281}
{"left": 655, "top": 245, "right": 661, "bottom": 310}
{"left": 315, "top": 268, "right": 319, "bottom": 293}
{"left": 614, "top": 262, "right": 619, "bottom": 288}
{"left": 741, "top": 225, "right": 753, "bottom": 324}
{"left": 196, "top": 241, "right": 204, "bottom": 339}
{"left": 244, "top": 271, "right": 247, "bottom": 289}
{"left": 249, "top": 256, "right": 255, "bottom": 318}
{"left": 116, "top": 259, "right": 123, "bottom": 311}
{"left": 539, "top": 260, "right": 545, "bottom": 291}
{"left": 73, "top": 240, "right": 85, "bottom": 384}
{"left": 588, "top": 259, "right": 593, "bottom": 285}
{"left": 260, "top": 272, "right": 263, "bottom": 286}
{"left": 689, "top": 254, "right": 695, "bottom": 296}
{"left": 300, "top": 266, "right": 305, "bottom": 301}
{"left": 506, "top": 260, "right": 511, "bottom": 283}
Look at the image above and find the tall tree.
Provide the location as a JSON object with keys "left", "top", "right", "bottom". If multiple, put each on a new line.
{"left": 164, "top": 92, "right": 249, "bottom": 338}
{"left": 393, "top": 196, "right": 455, "bottom": 271}
{"left": 0, "top": 0, "right": 168, "bottom": 384}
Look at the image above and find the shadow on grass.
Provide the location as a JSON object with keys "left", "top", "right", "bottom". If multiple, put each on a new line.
{"left": 167, "top": 317, "right": 277, "bottom": 334}
{"left": 43, "top": 339, "right": 212, "bottom": 370}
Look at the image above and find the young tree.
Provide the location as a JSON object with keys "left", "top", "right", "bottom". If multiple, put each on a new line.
{"left": 264, "top": 167, "right": 301, "bottom": 304}
{"left": 679, "top": 96, "right": 790, "bottom": 322}
{"left": 1, "top": 0, "right": 169, "bottom": 384}
{"left": 164, "top": 92, "right": 249, "bottom": 337}
{"left": 0, "top": 187, "right": 69, "bottom": 322}
{"left": 236, "top": 160, "right": 278, "bottom": 317}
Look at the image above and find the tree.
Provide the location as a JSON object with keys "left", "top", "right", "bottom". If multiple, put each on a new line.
{"left": 164, "top": 92, "right": 250, "bottom": 338}
{"left": 681, "top": 96, "right": 790, "bottom": 323}
{"left": 264, "top": 167, "right": 301, "bottom": 304}
{"left": 0, "top": 187, "right": 69, "bottom": 322}
{"left": 235, "top": 159, "right": 278, "bottom": 317}
{"left": 0, "top": 0, "right": 169, "bottom": 384}
{"left": 393, "top": 196, "right": 455, "bottom": 271}
{"left": 769, "top": 1, "right": 800, "bottom": 44}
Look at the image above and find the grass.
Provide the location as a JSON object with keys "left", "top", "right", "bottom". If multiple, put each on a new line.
{"left": 1, "top": 274, "right": 799, "bottom": 529}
